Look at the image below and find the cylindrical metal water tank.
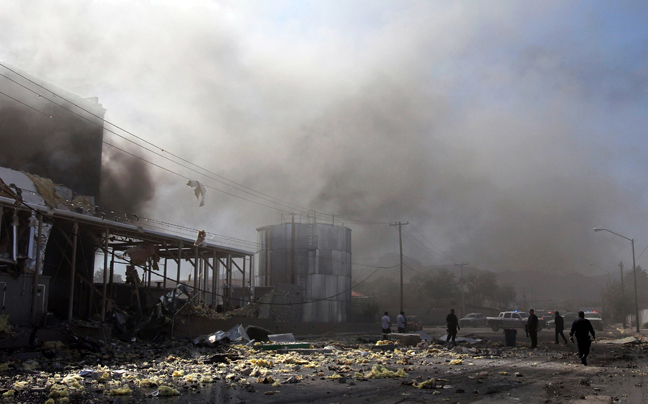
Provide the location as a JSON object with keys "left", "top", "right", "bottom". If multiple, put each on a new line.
{"left": 255, "top": 223, "right": 352, "bottom": 322}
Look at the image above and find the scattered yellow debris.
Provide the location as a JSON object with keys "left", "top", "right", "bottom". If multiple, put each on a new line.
{"left": 158, "top": 385, "right": 180, "bottom": 396}
{"left": 62, "top": 374, "right": 84, "bottom": 389}
{"left": 413, "top": 378, "right": 436, "bottom": 389}
{"left": 43, "top": 341, "right": 65, "bottom": 350}
{"left": 0, "top": 315, "right": 13, "bottom": 334}
{"left": 97, "top": 371, "right": 111, "bottom": 382}
{"left": 139, "top": 377, "right": 160, "bottom": 388}
{"left": 250, "top": 358, "right": 274, "bottom": 368}
{"left": 13, "top": 381, "right": 30, "bottom": 390}
{"left": 109, "top": 385, "right": 132, "bottom": 395}
{"left": 368, "top": 364, "right": 408, "bottom": 378}
{"left": 278, "top": 354, "right": 309, "bottom": 365}
{"left": 49, "top": 384, "right": 69, "bottom": 398}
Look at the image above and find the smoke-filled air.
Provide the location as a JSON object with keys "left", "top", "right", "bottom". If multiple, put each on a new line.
{"left": 2, "top": 1, "right": 648, "bottom": 275}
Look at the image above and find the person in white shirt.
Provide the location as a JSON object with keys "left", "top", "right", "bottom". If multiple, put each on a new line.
{"left": 397, "top": 311, "right": 408, "bottom": 333}
{"left": 381, "top": 312, "right": 391, "bottom": 336}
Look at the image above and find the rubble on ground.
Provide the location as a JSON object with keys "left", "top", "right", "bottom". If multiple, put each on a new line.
{"left": 0, "top": 327, "right": 646, "bottom": 403}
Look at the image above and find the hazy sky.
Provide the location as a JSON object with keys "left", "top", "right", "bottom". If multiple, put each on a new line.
{"left": 2, "top": 0, "right": 648, "bottom": 275}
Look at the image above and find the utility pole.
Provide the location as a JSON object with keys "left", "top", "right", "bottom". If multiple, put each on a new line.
{"left": 390, "top": 222, "right": 409, "bottom": 313}
{"left": 455, "top": 263, "right": 469, "bottom": 317}
{"left": 631, "top": 239, "right": 639, "bottom": 332}
{"left": 620, "top": 261, "right": 626, "bottom": 329}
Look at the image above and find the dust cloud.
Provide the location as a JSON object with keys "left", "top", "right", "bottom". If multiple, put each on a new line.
{"left": 1, "top": 1, "right": 648, "bottom": 274}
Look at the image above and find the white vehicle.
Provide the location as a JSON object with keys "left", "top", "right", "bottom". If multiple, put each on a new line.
{"left": 486, "top": 311, "right": 545, "bottom": 332}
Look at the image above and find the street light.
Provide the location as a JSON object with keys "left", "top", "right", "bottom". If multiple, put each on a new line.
{"left": 593, "top": 228, "right": 640, "bottom": 332}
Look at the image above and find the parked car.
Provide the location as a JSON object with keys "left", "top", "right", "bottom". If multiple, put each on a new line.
{"left": 406, "top": 315, "right": 423, "bottom": 331}
{"left": 584, "top": 312, "right": 604, "bottom": 331}
{"left": 459, "top": 313, "right": 487, "bottom": 328}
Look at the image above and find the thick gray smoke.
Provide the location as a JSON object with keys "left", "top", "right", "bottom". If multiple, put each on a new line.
{"left": 2, "top": 1, "right": 648, "bottom": 275}
{"left": 0, "top": 69, "right": 155, "bottom": 214}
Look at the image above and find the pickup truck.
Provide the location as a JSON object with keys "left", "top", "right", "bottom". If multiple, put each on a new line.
{"left": 486, "top": 311, "right": 545, "bottom": 332}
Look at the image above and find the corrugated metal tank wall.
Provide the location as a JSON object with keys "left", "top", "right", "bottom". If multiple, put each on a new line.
{"left": 255, "top": 223, "right": 352, "bottom": 323}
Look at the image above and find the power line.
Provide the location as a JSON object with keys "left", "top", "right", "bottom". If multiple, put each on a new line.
{"left": 402, "top": 230, "right": 452, "bottom": 264}
{"left": 407, "top": 223, "right": 458, "bottom": 263}
{"left": 0, "top": 64, "right": 390, "bottom": 226}
{"left": 0, "top": 68, "right": 305, "bottom": 216}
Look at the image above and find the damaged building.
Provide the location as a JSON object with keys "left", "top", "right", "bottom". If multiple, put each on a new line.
{"left": 0, "top": 62, "right": 376, "bottom": 346}
{"left": 0, "top": 64, "right": 254, "bottom": 341}
{"left": 0, "top": 168, "right": 253, "bottom": 326}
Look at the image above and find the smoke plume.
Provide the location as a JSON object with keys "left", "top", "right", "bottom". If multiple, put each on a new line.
{"left": 2, "top": 1, "right": 648, "bottom": 276}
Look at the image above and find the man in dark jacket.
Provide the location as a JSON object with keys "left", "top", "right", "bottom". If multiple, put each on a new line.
{"left": 527, "top": 309, "right": 539, "bottom": 348}
{"left": 446, "top": 309, "right": 460, "bottom": 345}
{"left": 570, "top": 311, "right": 595, "bottom": 365}
{"left": 554, "top": 311, "right": 568, "bottom": 344}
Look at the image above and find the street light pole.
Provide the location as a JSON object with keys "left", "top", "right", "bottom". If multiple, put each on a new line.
{"left": 594, "top": 228, "right": 640, "bottom": 332}
{"left": 619, "top": 261, "right": 626, "bottom": 329}
{"left": 632, "top": 238, "right": 639, "bottom": 331}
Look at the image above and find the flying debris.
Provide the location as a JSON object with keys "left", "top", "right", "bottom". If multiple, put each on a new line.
{"left": 186, "top": 180, "right": 206, "bottom": 207}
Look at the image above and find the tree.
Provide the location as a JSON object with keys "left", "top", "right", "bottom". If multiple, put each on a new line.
{"left": 465, "top": 271, "right": 498, "bottom": 306}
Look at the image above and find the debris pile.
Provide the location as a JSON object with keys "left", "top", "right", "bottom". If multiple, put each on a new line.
{"left": 0, "top": 327, "right": 645, "bottom": 403}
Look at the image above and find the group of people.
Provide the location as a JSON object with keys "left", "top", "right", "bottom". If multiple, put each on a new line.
{"left": 538, "top": 309, "right": 596, "bottom": 365}
{"left": 381, "top": 311, "right": 409, "bottom": 334}
{"left": 521, "top": 308, "right": 596, "bottom": 365}
{"left": 383, "top": 308, "right": 597, "bottom": 366}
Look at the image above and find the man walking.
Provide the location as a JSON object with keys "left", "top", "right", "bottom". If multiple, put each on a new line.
{"left": 554, "top": 311, "right": 568, "bottom": 344}
{"left": 570, "top": 311, "right": 596, "bottom": 365}
{"left": 397, "top": 311, "right": 408, "bottom": 333}
{"left": 446, "top": 309, "right": 460, "bottom": 345}
{"left": 527, "top": 309, "right": 539, "bottom": 348}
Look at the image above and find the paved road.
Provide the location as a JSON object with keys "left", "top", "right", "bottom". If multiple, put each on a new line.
{"left": 426, "top": 324, "right": 617, "bottom": 344}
